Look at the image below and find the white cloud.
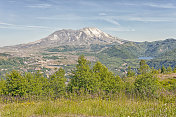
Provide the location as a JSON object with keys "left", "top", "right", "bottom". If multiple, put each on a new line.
{"left": 116, "top": 2, "right": 176, "bottom": 9}
{"left": 36, "top": 14, "right": 86, "bottom": 21}
{"left": 0, "top": 21, "right": 51, "bottom": 30}
{"left": 99, "top": 13, "right": 107, "bottom": 16}
{"left": 26, "top": 3, "right": 52, "bottom": 8}
{"left": 0, "top": 22, "right": 14, "bottom": 26}
{"left": 102, "top": 17, "right": 120, "bottom": 26}
{"left": 124, "top": 17, "right": 170, "bottom": 22}
{"left": 115, "top": 3, "right": 138, "bottom": 6}
{"left": 36, "top": 12, "right": 175, "bottom": 29}
{"left": 79, "top": 1, "right": 99, "bottom": 7}
{"left": 104, "top": 27, "right": 135, "bottom": 32}
{"left": 25, "top": 25, "right": 49, "bottom": 29}
{"left": 145, "top": 3, "right": 176, "bottom": 8}
{"left": 102, "top": 15, "right": 174, "bottom": 22}
{"left": 37, "top": 14, "right": 121, "bottom": 26}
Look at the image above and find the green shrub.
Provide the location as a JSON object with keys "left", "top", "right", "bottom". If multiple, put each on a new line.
{"left": 5, "top": 70, "right": 27, "bottom": 96}
{"left": 134, "top": 74, "right": 159, "bottom": 98}
{"left": 159, "top": 78, "right": 176, "bottom": 92}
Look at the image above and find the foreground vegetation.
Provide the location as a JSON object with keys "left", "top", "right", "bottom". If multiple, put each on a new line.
{"left": 0, "top": 55, "right": 176, "bottom": 116}
{"left": 1, "top": 97, "right": 176, "bottom": 117}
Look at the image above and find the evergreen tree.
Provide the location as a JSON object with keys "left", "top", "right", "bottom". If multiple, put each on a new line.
{"left": 5, "top": 70, "right": 27, "bottom": 96}
{"left": 93, "top": 61, "right": 124, "bottom": 94}
{"left": 28, "top": 71, "right": 47, "bottom": 97}
{"left": 68, "top": 55, "right": 94, "bottom": 94}
{"left": 158, "top": 68, "right": 161, "bottom": 74}
{"left": 151, "top": 67, "right": 159, "bottom": 74}
{"left": 138, "top": 60, "right": 150, "bottom": 74}
{"left": 173, "top": 66, "right": 176, "bottom": 73}
{"left": 167, "top": 66, "right": 173, "bottom": 73}
{"left": 127, "top": 66, "right": 135, "bottom": 77}
{"left": 49, "top": 68, "right": 66, "bottom": 97}
{"left": 0, "top": 78, "right": 6, "bottom": 95}
{"left": 25, "top": 72, "right": 35, "bottom": 96}
{"left": 161, "top": 65, "right": 166, "bottom": 74}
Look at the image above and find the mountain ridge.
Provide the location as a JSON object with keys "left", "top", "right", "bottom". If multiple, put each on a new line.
{"left": 0, "top": 27, "right": 176, "bottom": 59}
{"left": 0, "top": 27, "right": 175, "bottom": 50}
{"left": 5, "top": 27, "right": 124, "bottom": 50}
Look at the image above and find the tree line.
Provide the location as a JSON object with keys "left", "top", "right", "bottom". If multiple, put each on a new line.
{"left": 0, "top": 55, "right": 176, "bottom": 101}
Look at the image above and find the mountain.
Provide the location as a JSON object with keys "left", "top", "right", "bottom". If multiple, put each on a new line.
{"left": 39, "top": 27, "right": 124, "bottom": 46}
{"left": 142, "top": 39, "right": 176, "bottom": 57}
{"left": 159, "top": 48, "right": 176, "bottom": 59}
{"left": 0, "top": 27, "right": 176, "bottom": 77}
{"left": 99, "top": 38, "right": 176, "bottom": 60}
{"left": 1, "top": 27, "right": 124, "bottom": 51}
{"left": 100, "top": 41, "right": 145, "bottom": 59}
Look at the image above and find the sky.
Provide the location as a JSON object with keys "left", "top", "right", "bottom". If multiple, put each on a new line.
{"left": 0, "top": 0, "right": 176, "bottom": 47}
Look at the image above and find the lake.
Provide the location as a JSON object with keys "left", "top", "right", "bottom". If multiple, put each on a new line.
{"left": 138, "top": 57, "right": 153, "bottom": 60}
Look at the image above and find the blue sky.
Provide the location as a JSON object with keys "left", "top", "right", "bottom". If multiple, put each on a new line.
{"left": 0, "top": 0, "right": 176, "bottom": 47}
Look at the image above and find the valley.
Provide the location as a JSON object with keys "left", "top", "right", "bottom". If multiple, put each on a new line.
{"left": 0, "top": 27, "right": 176, "bottom": 77}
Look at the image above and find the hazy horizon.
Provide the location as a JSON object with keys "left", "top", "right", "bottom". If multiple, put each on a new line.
{"left": 0, "top": 0, "right": 176, "bottom": 47}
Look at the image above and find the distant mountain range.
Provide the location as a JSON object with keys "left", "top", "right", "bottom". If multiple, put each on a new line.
{"left": 102, "top": 39, "right": 176, "bottom": 59}
{"left": 0, "top": 27, "right": 176, "bottom": 76}
{"left": 1, "top": 27, "right": 176, "bottom": 57}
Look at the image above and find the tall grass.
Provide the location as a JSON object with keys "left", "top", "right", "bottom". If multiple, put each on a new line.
{"left": 1, "top": 96, "right": 175, "bottom": 117}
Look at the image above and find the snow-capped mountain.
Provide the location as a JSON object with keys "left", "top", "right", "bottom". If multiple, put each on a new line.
{"left": 26, "top": 27, "right": 124, "bottom": 48}
{"left": 0, "top": 27, "right": 125, "bottom": 52}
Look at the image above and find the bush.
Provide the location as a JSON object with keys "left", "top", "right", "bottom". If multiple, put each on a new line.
{"left": 134, "top": 73, "right": 159, "bottom": 98}
{"left": 0, "top": 78, "right": 6, "bottom": 95}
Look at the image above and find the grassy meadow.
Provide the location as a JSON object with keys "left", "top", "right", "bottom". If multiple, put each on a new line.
{"left": 1, "top": 96, "right": 176, "bottom": 117}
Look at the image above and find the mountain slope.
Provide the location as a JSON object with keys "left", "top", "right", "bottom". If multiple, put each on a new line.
{"left": 141, "top": 39, "right": 176, "bottom": 57}
{"left": 4, "top": 27, "right": 124, "bottom": 50}
{"left": 37, "top": 27, "right": 123, "bottom": 46}
{"left": 101, "top": 38, "right": 176, "bottom": 59}
{"left": 100, "top": 42, "right": 144, "bottom": 59}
